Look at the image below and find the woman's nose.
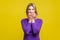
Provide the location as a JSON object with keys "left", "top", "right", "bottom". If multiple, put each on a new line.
{"left": 30, "top": 11, "right": 34, "bottom": 13}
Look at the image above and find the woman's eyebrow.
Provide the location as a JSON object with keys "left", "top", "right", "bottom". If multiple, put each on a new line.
{"left": 28, "top": 9, "right": 31, "bottom": 10}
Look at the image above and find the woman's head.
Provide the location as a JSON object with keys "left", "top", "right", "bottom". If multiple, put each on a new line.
{"left": 26, "top": 3, "right": 38, "bottom": 19}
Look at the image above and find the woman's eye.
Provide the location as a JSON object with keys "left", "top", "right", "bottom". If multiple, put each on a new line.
{"left": 32, "top": 9, "right": 34, "bottom": 10}
{"left": 28, "top": 9, "right": 34, "bottom": 10}
{"left": 28, "top": 9, "right": 31, "bottom": 10}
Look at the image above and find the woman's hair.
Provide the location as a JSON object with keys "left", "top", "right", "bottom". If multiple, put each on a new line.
{"left": 26, "top": 3, "right": 38, "bottom": 15}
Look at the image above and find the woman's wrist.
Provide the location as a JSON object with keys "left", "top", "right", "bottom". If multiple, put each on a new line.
{"left": 28, "top": 18, "right": 36, "bottom": 23}
{"left": 31, "top": 19, "right": 35, "bottom": 23}
{"left": 28, "top": 19, "right": 32, "bottom": 23}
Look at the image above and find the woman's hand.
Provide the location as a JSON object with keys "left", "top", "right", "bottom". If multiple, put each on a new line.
{"left": 28, "top": 18, "right": 32, "bottom": 23}
{"left": 31, "top": 19, "right": 35, "bottom": 23}
{"left": 28, "top": 18, "right": 35, "bottom": 23}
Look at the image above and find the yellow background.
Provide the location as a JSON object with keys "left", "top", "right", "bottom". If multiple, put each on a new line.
{"left": 0, "top": 0, "right": 60, "bottom": 40}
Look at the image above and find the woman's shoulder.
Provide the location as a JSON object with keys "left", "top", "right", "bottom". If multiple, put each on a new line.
{"left": 36, "top": 18, "right": 43, "bottom": 23}
{"left": 36, "top": 18, "right": 42, "bottom": 21}
{"left": 21, "top": 18, "right": 28, "bottom": 22}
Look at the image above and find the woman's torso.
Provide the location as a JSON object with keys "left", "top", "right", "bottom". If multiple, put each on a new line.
{"left": 21, "top": 18, "right": 42, "bottom": 40}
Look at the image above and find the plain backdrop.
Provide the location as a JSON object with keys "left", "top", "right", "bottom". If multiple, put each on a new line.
{"left": 0, "top": 0, "right": 60, "bottom": 40}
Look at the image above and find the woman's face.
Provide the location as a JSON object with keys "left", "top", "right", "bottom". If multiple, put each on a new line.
{"left": 27, "top": 6, "right": 36, "bottom": 19}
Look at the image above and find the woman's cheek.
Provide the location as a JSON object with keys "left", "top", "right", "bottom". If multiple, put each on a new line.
{"left": 32, "top": 13, "right": 36, "bottom": 18}
{"left": 27, "top": 13, "right": 32, "bottom": 18}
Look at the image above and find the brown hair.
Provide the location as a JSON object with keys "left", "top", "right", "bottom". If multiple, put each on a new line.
{"left": 26, "top": 3, "right": 38, "bottom": 15}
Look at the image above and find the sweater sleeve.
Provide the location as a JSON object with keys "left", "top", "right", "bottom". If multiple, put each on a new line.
{"left": 31, "top": 19, "right": 43, "bottom": 34}
{"left": 21, "top": 19, "right": 32, "bottom": 35}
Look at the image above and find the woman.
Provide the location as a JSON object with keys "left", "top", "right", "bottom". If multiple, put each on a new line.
{"left": 21, "top": 3, "right": 43, "bottom": 40}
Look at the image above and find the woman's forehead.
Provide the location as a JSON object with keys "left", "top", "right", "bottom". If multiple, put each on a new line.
{"left": 28, "top": 6, "right": 34, "bottom": 9}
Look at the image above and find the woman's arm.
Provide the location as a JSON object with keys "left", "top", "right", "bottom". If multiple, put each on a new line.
{"left": 21, "top": 19, "right": 32, "bottom": 35}
{"left": 31, "top": 19, "right": 43, "bottom": 35}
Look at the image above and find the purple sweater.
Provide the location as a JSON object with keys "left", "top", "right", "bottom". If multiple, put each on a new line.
{"left": 21, "top": 18, "right": 42, "bottom": 40}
